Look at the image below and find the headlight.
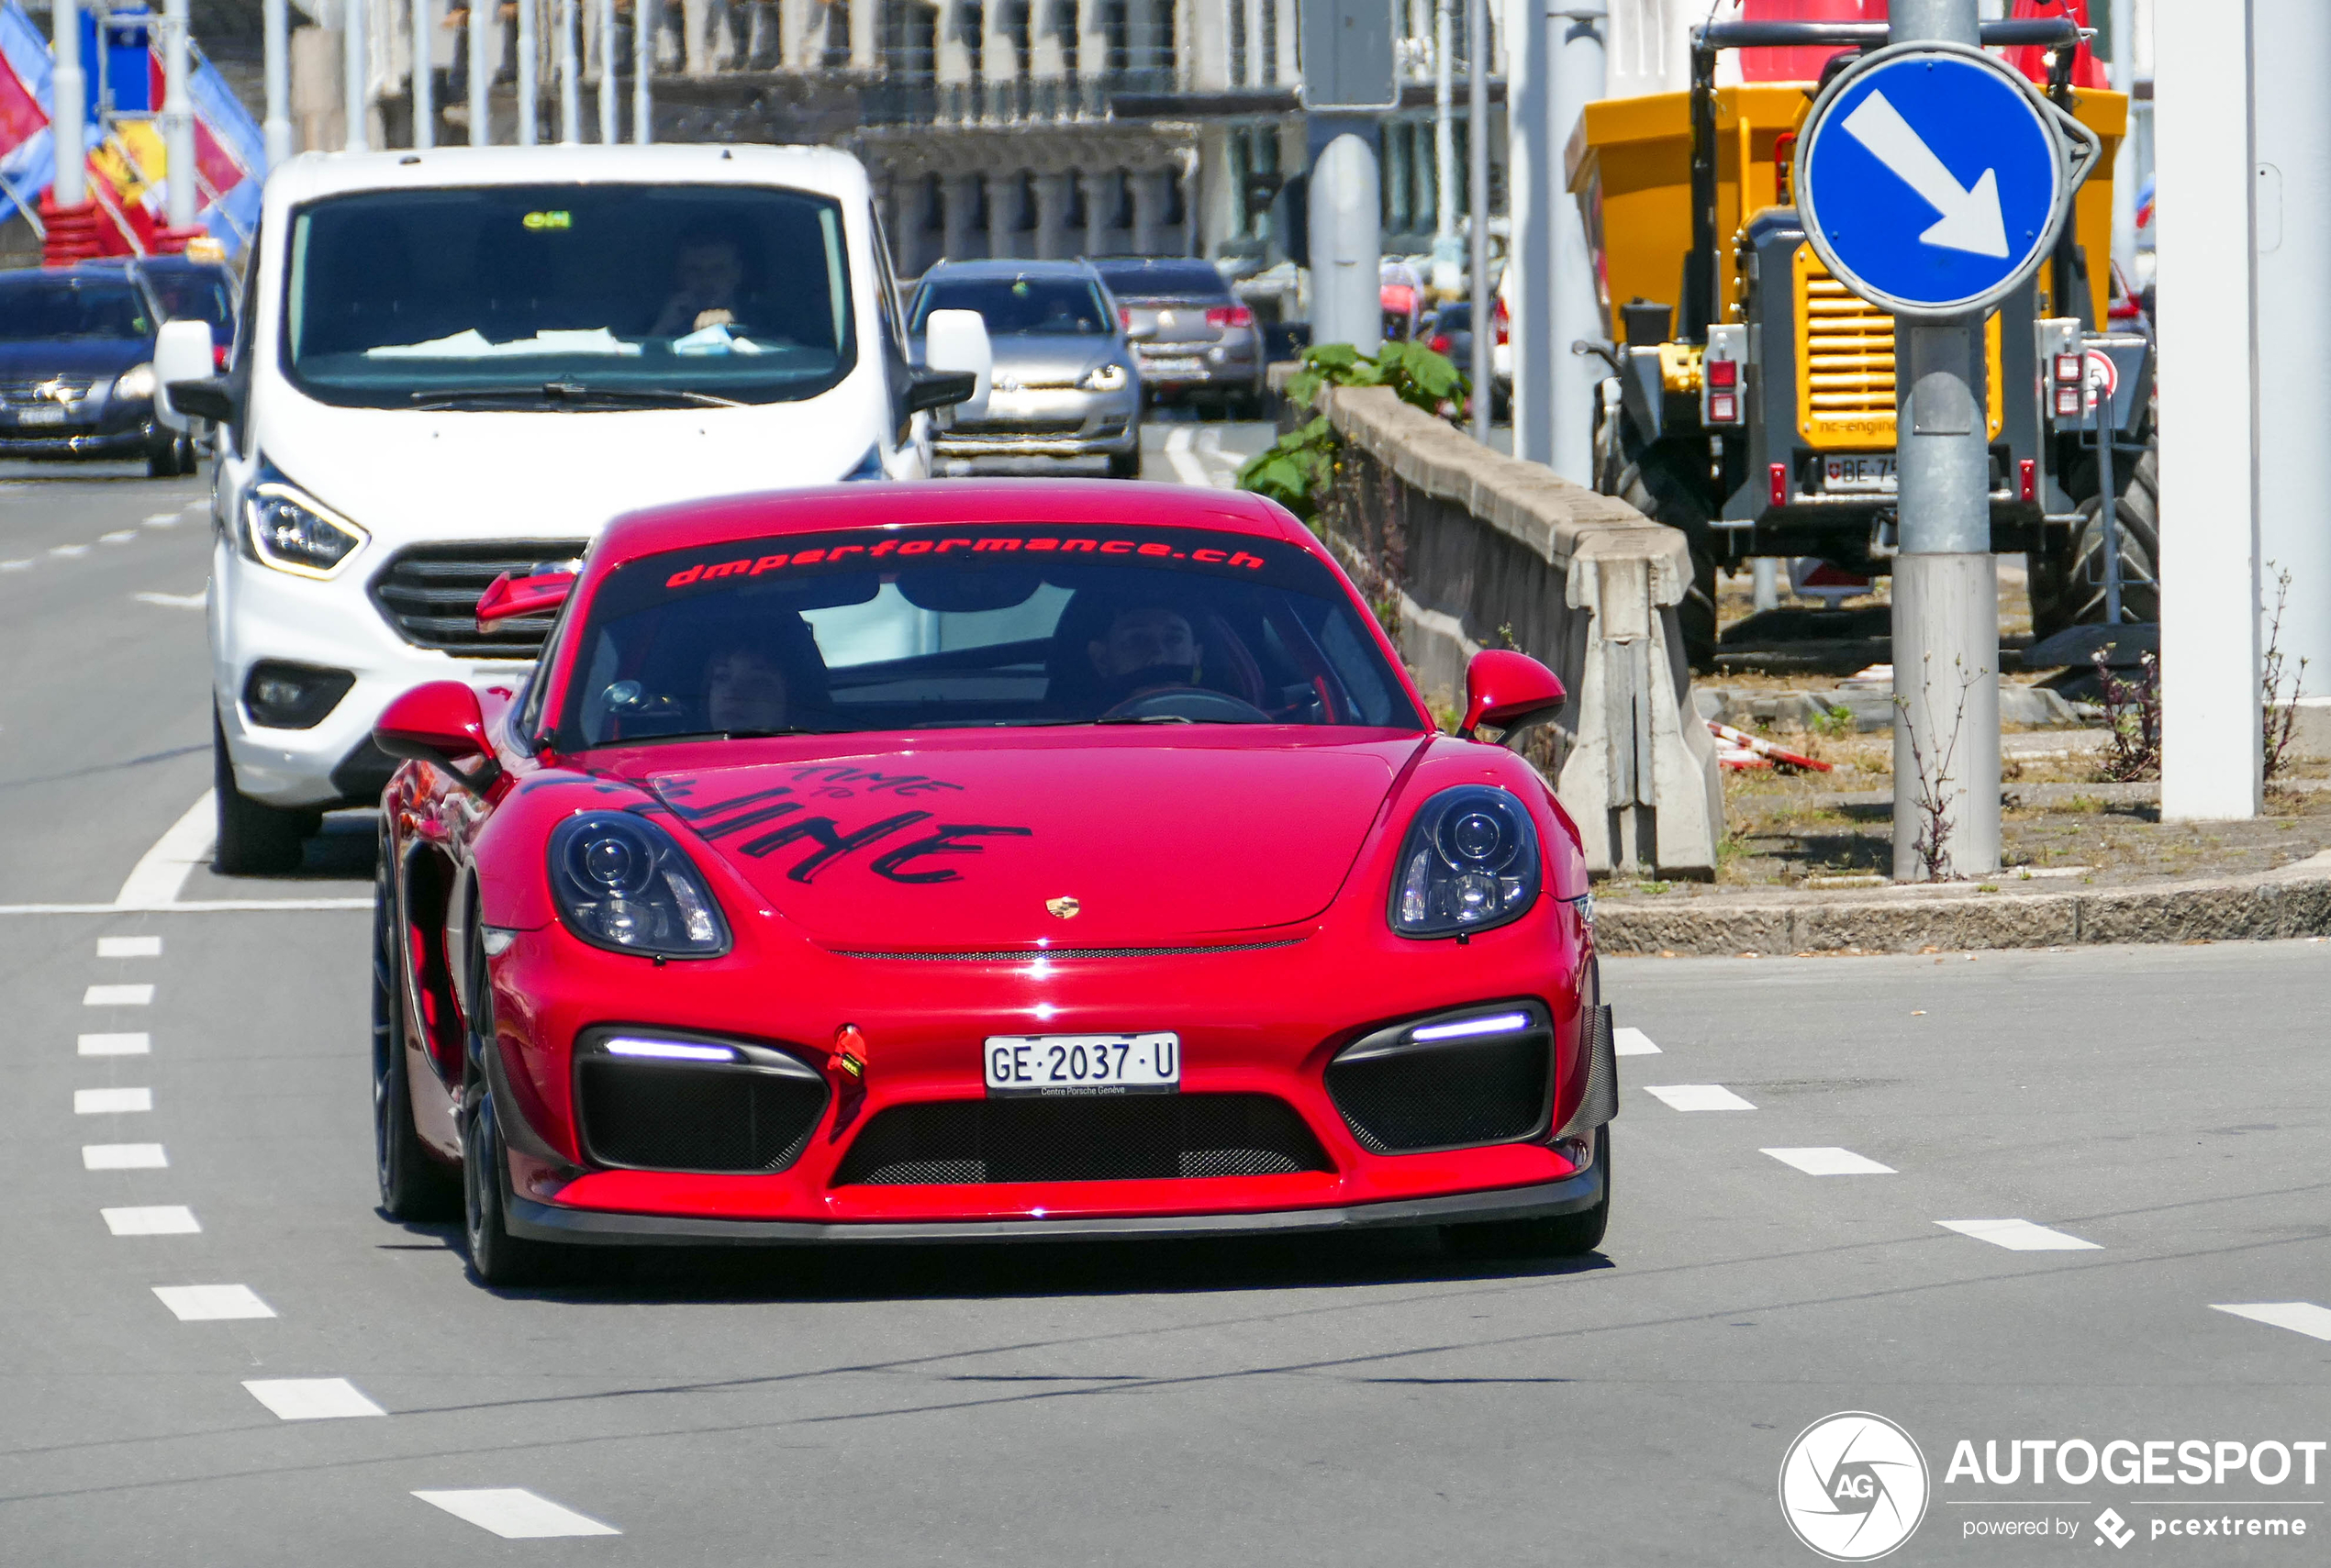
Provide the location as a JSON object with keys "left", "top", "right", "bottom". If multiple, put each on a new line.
{"left": 114, "top": 362, "right": 157, "bottom": 400}
{"left": 548, "top": 812, "right": 731, "bottom": 958}
{"left": 243, "top": 459, "right": 368, "bottom": 578}
{"left": 1389, "top": 785, "right": 1544, "bottom": 938}
{"left": 1076, "top": 361, "right": 1130, "bottom": 393}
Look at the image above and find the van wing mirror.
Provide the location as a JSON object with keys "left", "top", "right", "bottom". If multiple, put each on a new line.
{"left": 166, "top": 376, "right": 237, "bottom": 426}
{"left": 920, "top": 307, "right": 992, "bottom": 421}
{"left": 153, "top": 318, "right": 216, "bottom": 431}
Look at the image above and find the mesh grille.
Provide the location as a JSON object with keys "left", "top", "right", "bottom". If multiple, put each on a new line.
{"left": 576, "top": 1058, "right": 828, "bottom": 1174}
{"left": 1325, "top": 1031, "right": 1552, "bottom": 1154}
{"left": 1801, "top": 271, "right": 1897, "bottom": 424}
{"left": 833, "top": 1093, "right": 1329, "bottom": 1184}
{"left": 369, "top": 539, "right": 587, "bottom": 658}
{"left": 833, "top": 940, "right": 1301, "bottom": 962}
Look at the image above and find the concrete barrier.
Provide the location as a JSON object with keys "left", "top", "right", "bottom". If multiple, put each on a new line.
{"left": 1293, "top": 383, "right": 1722, "bottom": 879}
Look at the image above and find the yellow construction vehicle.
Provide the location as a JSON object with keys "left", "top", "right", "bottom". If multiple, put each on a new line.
{"left": 1569, "top": 17, "right": 2155, "bottom": 668}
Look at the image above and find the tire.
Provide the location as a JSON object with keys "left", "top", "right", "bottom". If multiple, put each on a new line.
{"left": 1108, "top": 449, "right": 1142, "bottom": 480}
{"left": 145, "top": 441, "right": 180, "bottom": 479}
{"left": 212, "top": 709, "right": 313, "bottom": 875}
{"left": 1442, "top": 1128, "right": 1612, "bottom": 1260}
{"left": 463, "top": 1091, "right": 554, "bottom": 1287}
{"left": 2029, "top": 443, "right": 2160, "bottom": 640}
{"left": 1617, "top": 449, "right": 1722, "bottom": 672}
{"left": 373, "top": 836, "right": 460, "bottom": 1221}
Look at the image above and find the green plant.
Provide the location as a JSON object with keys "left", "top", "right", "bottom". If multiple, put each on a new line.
{"left": 2263, "top": 563, "right": 2311, "bottom": 784}
{"left": 1238, "top": 342, "right": 1469, "bottom": 521}
{"left": 1235, "top": 415, "right": 1336, "bottom": 520}
{"left": 1812, "top": 704, "right": 1855, "bottom": 740}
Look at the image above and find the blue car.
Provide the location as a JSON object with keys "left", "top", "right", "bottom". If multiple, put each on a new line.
{"left": 0, "top": 262, "right": 200, "bottom": 476}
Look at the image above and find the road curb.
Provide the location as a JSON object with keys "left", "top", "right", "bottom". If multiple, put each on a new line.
{"left": 1597, "top": 852, "right": 2331, "bottom": 954}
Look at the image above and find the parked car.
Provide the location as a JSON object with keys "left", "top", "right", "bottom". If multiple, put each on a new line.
{"left": 162, "top": 144, "right": 989, "bottom": 876}
{"left": 910, "top": 260, "right": 1142, "bottom": 478}
{"left": 1093, "top": 257, "right": 1265, "bottom": 417}
{"left": 0, "top": 262, "right": 193, "bottom": 476}
{"left": 1418, "top": 301, "right": 1511, "bottom": 420}
{"left": 365, "top": 479, "right": 1617, "bottom": 1283}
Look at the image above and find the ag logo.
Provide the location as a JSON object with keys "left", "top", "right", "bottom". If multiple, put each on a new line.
{"left": 1779, "top": 1412, "right": 1930, "bottom": 1561}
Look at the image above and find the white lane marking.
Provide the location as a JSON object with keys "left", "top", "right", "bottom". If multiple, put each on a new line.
{"left": 100, "top": 529, "right": 138, "bottom": 544}
{"left": 154, "top": 1284, "right": 274, "bottom": 1321}
{"left": 1193, "top": 426, "right": 1243, "bottom": 485}
{"left": 84, "top": 1143, "right": 168, "bottom": 1170}
{"left": 0, "top": 897, "right": 371, "bottom": 916}
{"left": 1162, "top": 426, "right": 1218, "bottom": 488}
{"left": 84, "top": 984, "right": 155, "bottom": 1006}
{"left": 80, "top": 1032, "right": 151, "bottom": 1056}
{"left": 103, "top": 1206, "right": 200, "bottom": 1236}
{"left": 1643, "top": 1084, "right": 1757, "bottom": 1112}
{"left": 134, "top": 590, "right": 206, "bottom": 608}
{"left": 1, "top": 558, "right": 33, "bottom": 572}
{"left": 98, "top": 935, "right": 162, "bottom": 957}
{"left": 2211, "top": 1302, "right": 2331, "bottom": 1342}
{"left": 50, "top": 543, "right": 90, "bottom": 558}
{"left": 243, "top": 1379, "right": 388, "bottom": 1420}
{"left": 143, "top": 512, "right": 184, "bottom": 527}
{"left": 1763, "top": 1147, "right": 1896, "bottom": 1176}
{"left": 76, "top": 1086, "right": 152, "bottom": 1114}
{"left": 1936, "top": 1218, "right": 2101, "bottom": 1251}
{"left": 1613, "top": 1027, "right": 1662, "bottom": 1056}
{"left": 412, "top": 1490, "right": 621, "bottom": 1540}
{"left": 115, "top": 794, "right": 216, "bottom": 911}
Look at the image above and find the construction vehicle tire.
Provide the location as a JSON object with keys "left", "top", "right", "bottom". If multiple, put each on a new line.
{"left": 2029, "top": 444, "right": 2160, "bottom": 641}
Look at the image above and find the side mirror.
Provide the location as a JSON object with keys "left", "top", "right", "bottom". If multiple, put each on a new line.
{"left": 921, "top": 306, "right": 991, "bottom": 421}
{"left": 1458, "top": 649, "right": 1567, "bottom": 740}
{"left": 375, "top": 680, "right": 499, "bottom": 795}
{"left": 167, "top": 376, "right": 237, "bottom": 426}
{"left": 475, "top": 569, "right": 575, "bottom": 629}
{"left": 153, "top": 318, "right": 216, "bottom": 431}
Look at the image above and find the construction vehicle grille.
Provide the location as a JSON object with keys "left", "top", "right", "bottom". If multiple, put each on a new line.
{"left": 1792, "top": 244, "right": 2004, "bottom": 452}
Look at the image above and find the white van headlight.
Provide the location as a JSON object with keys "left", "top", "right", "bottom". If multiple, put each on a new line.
{"left": 244, "top": 461, "right": 368, "bottom": 578}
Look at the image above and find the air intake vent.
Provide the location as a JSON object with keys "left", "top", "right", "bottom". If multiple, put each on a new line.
{"left": 833, "top": 1094, "right": 1330, "bottom": 1184}
{"left": 1792, "top": 243, "right": 2003, "bottom": 450}
{"left": 575, "top": 1056, "right": 828, "bottom": 1174}
{"left": 1325, "top": 1007, "right": 1554, "bottom": 1155}
{"left": 370, "top": 539, "right": 586, "bottom": 658}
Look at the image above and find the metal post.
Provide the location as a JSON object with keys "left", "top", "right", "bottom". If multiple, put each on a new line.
{"left": 411, "top": 0, "right": 434, "bottom": 147}
{"left": 2108, "top": 0, "right": 2136, "bottom": 274}
{"left": 52, "top": 0, "right": 85, "bottom": 206}
{"left": 1308, "top": 132, "right": 1382, "bottom": 353}
{"left": 344, "top": 0, "right": 369, "bottom": 150}
{"left": 633, "top": 0, "right": 652, "bottom": 143}
{"left": 1752, "top": 557, "right": 1779, "bottom": 614}
{"left": 558, "top": 0, "right": 580, "bottom": 142}
{"left": 262, "top": 0, "right": 293, "bottom": 167}
{"left": 597, "top": 0, "right": 617, "bottom": 143}
{"left": 162, "top": 0, "right": 195, "bottom": 225}
{"left": 1432, "top": 0, "right": 1455, "bottom": 291}
{"left": 1504, "top": 0, "right": 1549, "bottom": 462}
{"left": 2098, "top": 406, "right": 2121, "bottom": 626}
{"left": 517, "top": 0, "right": 539, "bottom": 145}
{"left": 1466, "top": 0, "right": 1490, "bottom": 443}
{"left": 1545, "top": 1, "right": 1606, "bottom": 484}
{"left": 468, "top": 0, "right": 490, "bottom": 144}
{"left": 1889, "top": 0, "right": 2000, "bottom": 879}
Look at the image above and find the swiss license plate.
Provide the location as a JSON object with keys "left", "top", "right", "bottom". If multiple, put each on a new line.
{"left": 1824, "top": 454, "right": 1897, "bottom": 493}
{"left": 984, "top": 1032, "right": 1180, "bottom": 1097}
{"left": 1144, "top": 358, "right": 1202, "bottom": 376}
{"left": 16, "top": 406, "right": 66, "bottom": 426}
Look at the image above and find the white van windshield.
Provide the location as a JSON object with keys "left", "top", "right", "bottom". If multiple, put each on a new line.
{"left": 281, "top": 183, "right": 856, "bottom": 409}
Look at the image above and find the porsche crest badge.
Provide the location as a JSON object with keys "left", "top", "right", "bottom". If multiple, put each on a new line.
{"left": 1046, "top": 895, "right": 1081, "bottom": 919}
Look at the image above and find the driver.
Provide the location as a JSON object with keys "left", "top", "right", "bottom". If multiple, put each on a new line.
{"left": 705, "top": 644, "right": 793, "bottom": 734}
{"left": 652, "top": 225, "right": 749, "bottom": 338}
{"left": 1088, "top": 603, "right": 1202, "bottom": 706}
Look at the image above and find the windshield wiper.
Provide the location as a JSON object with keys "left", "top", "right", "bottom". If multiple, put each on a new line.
{"left": 408, "top": 381, "right": 743, "bottom": 409}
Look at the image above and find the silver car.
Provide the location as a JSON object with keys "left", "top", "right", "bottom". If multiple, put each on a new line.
{"left": 1093, "top": 257, "right": 1266, "bottom": 417}
{"left": 911, "top": 261, "right": 1143, "bottom": 478}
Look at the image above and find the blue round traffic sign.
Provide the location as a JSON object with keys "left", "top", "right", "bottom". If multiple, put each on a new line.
{"left": 1798, "top": 44, "right": 2079, "bottom": 317}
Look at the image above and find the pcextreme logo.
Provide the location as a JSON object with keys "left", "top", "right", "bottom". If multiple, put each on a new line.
{"left": 1779, "top": 1412, "right": 1933, "bottom": 1562}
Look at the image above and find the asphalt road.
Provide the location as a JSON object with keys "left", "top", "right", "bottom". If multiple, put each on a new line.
{"left": 3, "top": 454, "right": 2327, "bottom": 1565}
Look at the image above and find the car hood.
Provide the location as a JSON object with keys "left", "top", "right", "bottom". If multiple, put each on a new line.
{"left": 0, "top": 339, "right": 151, "bottom": 381}
{"left": 627, "top": 733, "right": 1422, "bottom": 951}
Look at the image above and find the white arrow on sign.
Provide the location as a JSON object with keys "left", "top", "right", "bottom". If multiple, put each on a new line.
{"left": 1838, "top": 90, "right": 2010, "bottom": 259}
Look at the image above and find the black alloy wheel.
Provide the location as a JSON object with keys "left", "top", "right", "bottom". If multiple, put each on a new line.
{"left": 372, "top": 833, "right": 459, "bottom": 1219}
{"left": 212, "top": 707, "right": 315, "bottom": 875}
{"left": 1441, "top": 1126, "right": 1612, "bottom": 1260}
{"left": 463, "top": 1091, "right": 553, "bottom": 1287}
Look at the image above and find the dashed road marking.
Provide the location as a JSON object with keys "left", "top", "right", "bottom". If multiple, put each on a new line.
{"left": 79, "top": 1032, "right": 151, "bottom": 1056}
{"left": 1162, "top": 426, "right": 1220, "bottom": 488}
{"left": 143, "top": 512, "right": 184, "bottom": 527}
{"left": 84, "top": 983, "right": 155, "bottom": 1006}
{"left": 133, "top": 590, "right": 206, "bottom": 608}
{"left": 103, "top": 1206, "right": 200, "bottom": 1236}
{"left": 99, "top": 528, "right": 137, "bottom": 544}
{"left": 1613, "top": 1027, "right": 1662, "bottom": 1056}
{"left": 1936, "top": 1218, "right": 2100, "bottom": 1251}
{"left": 2210, "top": 1302, "right": 2331, "bottom": 1342}
{"left": 98, "top": 935, "right": 162, "bottom": 957}
{"left": 49, "top": 543, "right": 89, "bottom": 558}
{"left": 153, "top": 1284, "right": 274, "bottom": 1321}
{"left": 412, "top": 1490, "right": 621, "bottom": 1540}
{"left": 1643, "top": 1084, "right": 1757, "bottom": 1112}
{"left": 76, "top": 1086, "right": 152, "bottom": 1114}
{"left": 1, "top": 558, "right": 31, "bottom": 572}
{"left": 242, "top": 1379, "right": 387, "bottom": 1420}
{"left": 1763, "top": 1147, "right": 1896, "bottom": 1175}
{"left": 84, "top": 1143, "right": 168, "bottom": 1170}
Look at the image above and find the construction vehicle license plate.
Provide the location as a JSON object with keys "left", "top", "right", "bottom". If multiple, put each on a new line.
{"left": 1824, "top": 456, "right": 1896, "bottom": 493}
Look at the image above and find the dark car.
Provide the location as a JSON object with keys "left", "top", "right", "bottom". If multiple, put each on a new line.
{"left": 0, "top": 264, "right": 193, "bottom": 476}
{"left": 130, "top": 255, "right": 239, "bottom": 354}
{"left": 1093, "top": 258, "right": 1265, "bottom": 417}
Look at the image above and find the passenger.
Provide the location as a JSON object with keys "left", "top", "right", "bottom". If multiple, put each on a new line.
{"left": 652, "top": 226, "right": 751, "bottom": 339}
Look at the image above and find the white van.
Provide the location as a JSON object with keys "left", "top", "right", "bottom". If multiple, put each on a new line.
{"left": 162, "top": 144, "right": 989, "bottom": 873}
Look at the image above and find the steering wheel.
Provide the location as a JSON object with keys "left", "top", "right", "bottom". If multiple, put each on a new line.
{"left": 1099, "top": 686, "right": 1273, "bottom": 724}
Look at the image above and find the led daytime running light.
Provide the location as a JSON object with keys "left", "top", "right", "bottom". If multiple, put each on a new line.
{"left": 1410, "top": 1011, "right": 1533, "bottom": 1043}
{"left": 605, "top": 1038, "right": 738, "bottom": 1062}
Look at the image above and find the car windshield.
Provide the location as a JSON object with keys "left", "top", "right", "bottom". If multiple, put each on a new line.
{"left": 282, "top": 183, "right": 855, "bottom": 408}
{"left": 556, "top": 523, "right": 1422, "bottom": 747}
{"left": 1095, "top": 261, "right": 1231, "bottom": 303}
{"left": 0, "top": 279, "right": 153, "bottom": 340}
{"left": 912, "top": 276, "right": 1110, "bottom": 336}
{"left": 142, "top": 270, "right": 235, "bottom": 329}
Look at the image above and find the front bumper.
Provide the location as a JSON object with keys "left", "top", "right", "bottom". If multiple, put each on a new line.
{"left": 0, "top": 406, "right": 163, "bottom": 461}
{"left": 935, "top": 387, "right": 1139, "bottom": 459}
